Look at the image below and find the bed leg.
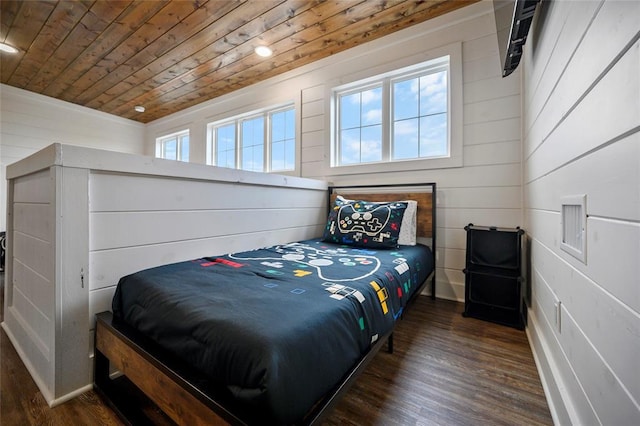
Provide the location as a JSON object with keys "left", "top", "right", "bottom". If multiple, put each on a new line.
{"left": 94, "top": 348, "right": 110, "bottom": 391}
{"left": 387, "top": 333, "right": 394, "bottom": 354}
{"left": 431, "top": 275, "right": 436, "bottom": 300}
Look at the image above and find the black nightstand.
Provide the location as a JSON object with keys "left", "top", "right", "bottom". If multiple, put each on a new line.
{"left": 462, "top": 224, "right": 525, "bottom": 329}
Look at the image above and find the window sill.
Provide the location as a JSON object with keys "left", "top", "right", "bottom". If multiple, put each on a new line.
{"left": 325, "top": 154, "right": 462, "bottom": 176}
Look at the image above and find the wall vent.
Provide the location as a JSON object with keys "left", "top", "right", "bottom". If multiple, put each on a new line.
{"left": 560, "top": 195, "right": 587, "bottom": 263}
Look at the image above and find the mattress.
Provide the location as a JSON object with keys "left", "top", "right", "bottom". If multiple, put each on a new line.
{"left": 112, "top": 238, "right": 433, "bottom": 424}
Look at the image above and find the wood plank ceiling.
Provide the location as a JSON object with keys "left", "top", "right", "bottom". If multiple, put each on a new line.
{"left": 0, "top": 0, "right": 477, "bottom": 123}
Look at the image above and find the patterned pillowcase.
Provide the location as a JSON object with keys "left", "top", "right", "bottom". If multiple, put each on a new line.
{"left": 322, "top": 197, "right": 408, "bottom": 248}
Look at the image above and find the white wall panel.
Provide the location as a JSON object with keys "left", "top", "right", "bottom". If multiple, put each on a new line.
{"left": 464, "top": 74, "right": 520, "bottom": 104}
{"left": 436, "top": 207, "right": 522, "bottom": 230}
{"left": 463, "top": 94, "right": 521, "bottom": 125}
{"left": 524, "top": 0, "right": 602, "bottom": 143}
{"left": 440, "top": 186, "right": 521, "bottom": 209}
{"left": 465, "top": 117, "right": 521, "bottom": 145}
{"left": 463, "top": 140, "right": 520, "bottom": 166}
{"left": 301, "top": 99, "right": 324, "bottom": 118}
{"left": 13, "top": 203, "right": 52, "bottom": 242}
{"left": 302, "top": 146, "right": 324, "bottom": 164}
{"left": 523, "top": 0, "right": 640, "bottom": 423}
{"left": 10, "top": 286, "right": 52, "bottom": 359}
{"left": 89, "top": 172, "right": 325, "bottom": 212}
{"left": 12, "top": 259, "right": 53, "bottom": 320}
{"left": 526, "top": 41, "right": 639, "bottom": 180}
{"left": 527, "top": 1, "right": 639, "bottom": 157}
{"left": 12, "top": 169, "right": 51, "bottom": 204}
{"left": 438, "top": 247, "right": 466, "bottom": 270}
{"left": 12, "top": 232, "right": 54, "bottom": 282}
{"left": 461, "top": 32, "right": 500, "bottom": 63}
{"left": 527, "top": 132, "right": 639, "bottom": 221}
{"left": 91, "top": 208, "right": 326, "bottom": 251}
{"left": 301, "top": 114, "right": 324, "bottom": 133}
{"left": 301, "top": 129, "right": 324, "bottom": 149}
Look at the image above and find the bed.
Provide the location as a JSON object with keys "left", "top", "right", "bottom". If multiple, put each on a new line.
{"left": 94, "top": 183, "right": 436, "bottom": 425}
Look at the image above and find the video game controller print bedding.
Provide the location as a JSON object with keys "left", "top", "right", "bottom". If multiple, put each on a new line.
{"left": 322, "top": 197, "right": 408, "bottom": 248}
{"left": 112, "top": 238, "right": 433, "bottom": 424}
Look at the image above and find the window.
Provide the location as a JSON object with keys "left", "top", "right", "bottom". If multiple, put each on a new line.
{"left": 208, "top": 105, "right": 295, "bottom": 173}
{"left": 329, "top": 43, "right": 462, "bottom": 174}
{"left": 157, "top": 130, "right": 189, "bottom": 162}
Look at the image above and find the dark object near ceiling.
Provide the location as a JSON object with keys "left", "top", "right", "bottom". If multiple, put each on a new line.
{"left": 494, "top": 0, "right": 541, "bottom": 77}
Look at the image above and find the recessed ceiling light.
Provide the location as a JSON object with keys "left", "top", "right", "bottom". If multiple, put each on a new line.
{"left": 134, "top": 105, "right": 145, "bottom": 113}
{"left": 254, "top": 46, "right": 273, "bottom": 57}
{"left": 0, "top": 42, "right": 18, "bottom": 54}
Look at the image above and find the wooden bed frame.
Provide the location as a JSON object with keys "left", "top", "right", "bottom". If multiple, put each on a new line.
{"left": 94, "top": 183, "right": 437, "bottom": 425}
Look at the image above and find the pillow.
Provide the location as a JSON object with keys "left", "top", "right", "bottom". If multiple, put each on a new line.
{"left": 398, "top": 200, "right": 417, "bottom": 246}
{"left": 331, "top": 196, "right": 418, "bottom": 245}
{"left": 322, "top": 197, "right": 407, "bottom": 248}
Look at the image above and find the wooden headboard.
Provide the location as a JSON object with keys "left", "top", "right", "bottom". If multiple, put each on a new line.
{"left": 328, "top": 183, "right": 436, "bottom": 240}
{"left": 328, "top": 183, "right": 437, "bottom": 299}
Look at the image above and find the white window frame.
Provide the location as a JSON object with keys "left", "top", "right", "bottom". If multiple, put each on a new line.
{"left": 327, "top": 42, "right": 462, "bottom": 175}
{"left": 155, "top": 129, "right": 190, "bottom": 162}
{"left": 206, "top": 103, "right": 296, "bottom": 173}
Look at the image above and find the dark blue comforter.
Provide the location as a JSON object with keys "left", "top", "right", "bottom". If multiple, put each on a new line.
{"left": 112, "top": 239, "right": 433, "bottom": 424}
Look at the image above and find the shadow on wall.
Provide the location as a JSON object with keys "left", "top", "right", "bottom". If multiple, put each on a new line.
{"left": 0, "top": 231, "right": 5, "bottom": 272}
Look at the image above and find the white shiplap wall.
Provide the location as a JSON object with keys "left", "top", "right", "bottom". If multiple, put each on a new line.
{"left": 145, "top": 1, "right": 524, "bottom": 301}
{"left": 3, "top": 143, "right": 328, "bottom": 405}
{"left": 0, "top": 84, "right": 146, "bottom": 232}
{"left": 522, "top": 0, "right": 640, "bottom": 424}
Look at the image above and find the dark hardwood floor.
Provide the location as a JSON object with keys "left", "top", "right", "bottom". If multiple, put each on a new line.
{"left": 1, "top": 271, "right": 553, "bottom": 425}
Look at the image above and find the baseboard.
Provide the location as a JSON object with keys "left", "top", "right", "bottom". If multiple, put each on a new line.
{"left": 525, "top": 309, "right": 571, "bottom": 426}
{"left": 1, "top": 319, "right": 55, "bottom": 405}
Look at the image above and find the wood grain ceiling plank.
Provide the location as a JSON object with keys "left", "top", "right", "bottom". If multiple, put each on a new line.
{"left": 31, "top": 1, "right": 134, "bottom": 94}
{"left": 40, "top": 1, "right": 134, "bottom": 97}
{"left": 105, "top": 0, "right": 359, "bottom": 119}
{"left": 112, "top": 0, "right": 396, "bottom": 120}
{"left": 7, "top": 0, "right": 94, "bottom": 88}
{"left": 55, "top": 0, "right": 171, "bottom": 103}
{"left": 80, "top": 0, "right": 245, "bottom": 111}
{"left": 137, "top": 0, "right": 475, "bottom": 122}
{"left": 72, "top": 0, "right": 215, "bottom": 106}
{"left": 0, "top": 0, "right": 57, "bottom": 83}
{"left": 93, "top": 0, "right": 296, "bottom": 115}
{"left": 0, "top": 1, "right": 21, "bottom": 42}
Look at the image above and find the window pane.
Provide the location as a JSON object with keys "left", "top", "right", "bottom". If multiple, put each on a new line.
{"left": 284, "top": 139, "right": 295, "bottom": 170}
{"left": 338, "top": 86, "right": 382, "bottom": 165}
{"left": 361, "top": 87, "right": 382, "bottom": 126}
{"left": 420, "top": 113, "right": 447, "bottom": 157}
{"left": 180, "top": 135, "right": 189, "bottom": 162}
{"left": 340, "top": 93, "right": 361, "bottom": 129}
{"left": 163, "top": 138, "right": 177, "bottom": 160}
{"left": 242, "top": 145, "right": 264, "bottom": 172}
{"left": 242, "top": 117, "right": 264, "bottom": 171}
{"left": 284, "top": 109, "right": 295, "bottom": 139}
{"left": 272, "top": 141, "right": 285, "bottom": 171}
{"left": 391, "top": 69, "right": 448, "bottom": 161}
{"left": 361, "top": 125, "right": 382, "bottom": 162}
{"left": 216, "top": 124, "right": 235, "bottom": 168}
{"left": 340, "top": 128, "right": 361, "bottom": 164}
{"left": 393, "top": 78, "right": 418, "bottom": 121}
{"left": 393, "top": 118, "right": 419, "bottom": 160}
{"left": 420, "top": 70, "right": 447, "bottom": 115}
{"left": 271, "top": 108, "right": 295, "bottom": 171}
